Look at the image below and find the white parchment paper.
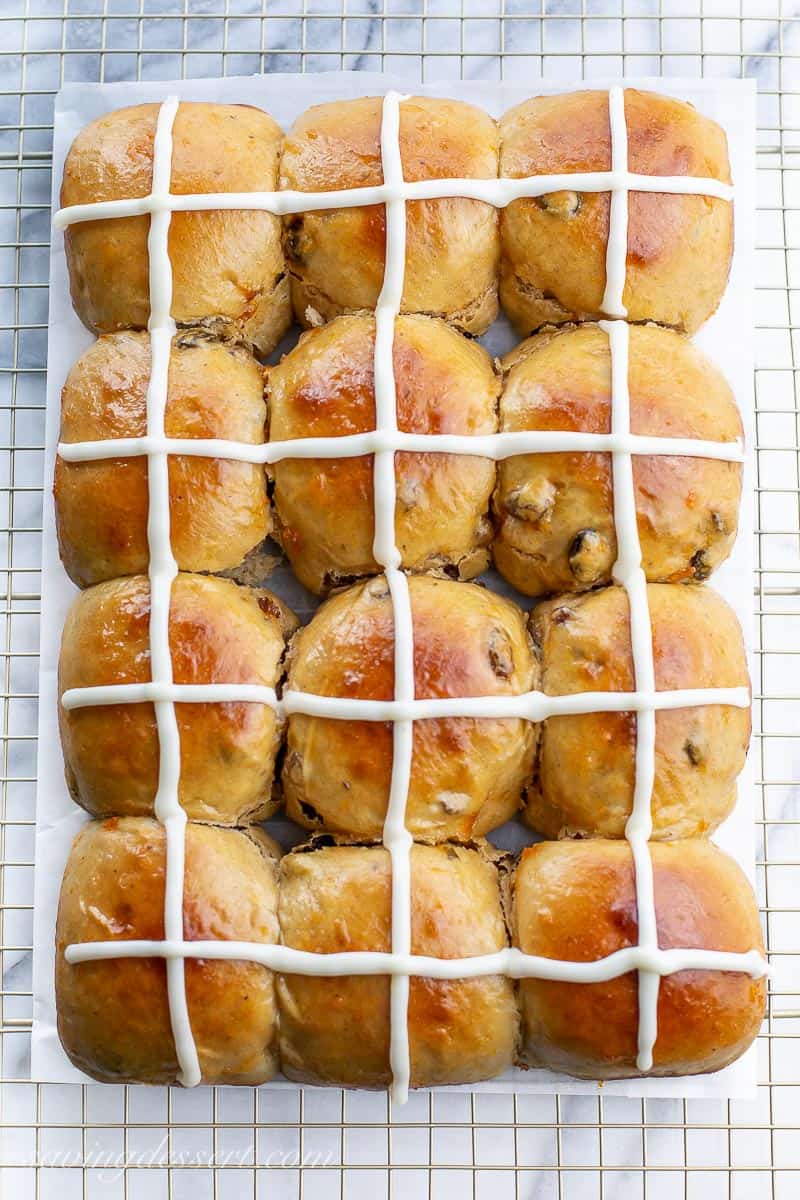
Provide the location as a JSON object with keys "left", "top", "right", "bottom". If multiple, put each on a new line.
{"left": 31, "top": 71, "right": 760, "bottom": 1099}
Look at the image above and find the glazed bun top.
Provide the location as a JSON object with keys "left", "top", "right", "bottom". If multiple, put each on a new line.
{"left": 492, "top": 322, "right": 743, "bottom": 597}
{"left": 56, "top": 817, "right": 280, "bottom": 1086}
{"left": 56, "top": 328, "right": 270, "bottom": 588}
{"left": 60, "top": 102, "right": 290, "bottom": 356}
{"left": 513, "top": 838, "right": 766, "bottom": 1079}
{"left": 528, "top": 582, "right": 750, "bottom": 840}
{"left": 499, "top": 88, "right": 732, "bottom": 334}
{"left": 277, "top": 841, "right": 517, "bottom": 1089}
{"left": 59, "top": 573, "right": 297, "bottom": 826}
{"left": 267, "top": 313, "right": 498, "bottom": 594}
{"left": 282, "top": 574, "right": 537, "bottom": 840}
{"left": 280, "top": 95, "right": 500, "bottom": 334}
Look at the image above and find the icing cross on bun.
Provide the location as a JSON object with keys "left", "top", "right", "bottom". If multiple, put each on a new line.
{"left": 528, "top": 583, "right": 751, "bottom": 840}
{"left": 56, "top": 817, "right": 282, "bottom": 1086}
{"left": 60, "top": 102, "right": 290, "bottom": 355}
{"left": 492, "top": 322, "right": 743, "bottom": 597}
{"left": 55, "top": 328, "right": 270, "bottom": 588}
{"left": 277, "top": 841, "right": 517, "bottom": 1089}
{"left": 514, "top": 839, "right": 766, "bottom": 1078}
{"left": 267, "top": 313, "right": 498, "bottom": 594}
{"left": 280, "top": 95, "right": 500, "bottom": 333}
{"left": 282, "top": 574, "right": 537, "bottom": 840}
{"left": 59, "top": 574, "right": 297, "bottom": 825}
{"left": 500, "top": 88, "right": 733, "bottom": 334}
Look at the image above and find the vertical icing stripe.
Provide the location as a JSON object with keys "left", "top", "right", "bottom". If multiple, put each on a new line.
{"left": 144, "top": 96, "right": 201, "bottom": 1088}
{"left": 603, "top": 86, "right": 629, "bottom": 318}
{"left": 602, "top": 314, "right": 662, "bottom": 1073}
{"left": 384, "top": 570, "right": 414, "bottom": 1105}
{"left": 372, "top": 91, "right": 415, "bottom": 1106}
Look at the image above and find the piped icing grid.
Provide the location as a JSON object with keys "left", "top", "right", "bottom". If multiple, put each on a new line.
{"left": 54, "top": 88, "right": 767, "bottom": 1103}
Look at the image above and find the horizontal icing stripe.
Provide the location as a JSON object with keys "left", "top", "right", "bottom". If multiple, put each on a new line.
{"left": 65, "top": 938, "right": 768, "bottom": 983}
{"left": 53, "top": 170, "right": 733, "bottom": 230}
{"left": 61, "top": 680, "right": 751, "bottom": 721}
{"left": 57, "top": 430, "right": 746, "bottom": 465}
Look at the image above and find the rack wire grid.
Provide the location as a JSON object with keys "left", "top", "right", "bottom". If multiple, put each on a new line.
{"left": 0, "top": 1, "right": 797, "bottom": 1198}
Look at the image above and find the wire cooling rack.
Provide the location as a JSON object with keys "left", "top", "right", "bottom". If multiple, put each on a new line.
{"left": 1, "top": 1, "right": 798, "bottom": 1197}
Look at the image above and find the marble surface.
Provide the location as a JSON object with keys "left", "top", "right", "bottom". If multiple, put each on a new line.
{"left": 0, "top": 2, "right": 799, "bottom": 1197}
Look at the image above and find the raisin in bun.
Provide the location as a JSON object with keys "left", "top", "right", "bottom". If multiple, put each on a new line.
{"left": 56, "top": 818, "right": 281, "bottom": 1085}
{"left": 283, "top": 575, "right": 537, "bottom": 840}
{"left": 499, "top": 89, "right": 732, "bottom": 334}
{"left": 60, "top": 102, "right": 290, "bottom": 355}
{"left": 492, "top": 323, "right": 742, "bottom": 597}
{"left": 278, "top": 842, "right": 517, "bottom": 1089}
{"left": 267, "top": 314, "right": 497, "bottom": 594}
{"left": 527, "top": 583, "right": 750, "bottom": 840}
{"left": 59, "top": 574, "right": 296, "bottom": 825}
{"left": 280, "top": 96, "right": 499, "bottom": 334}
{"left": 513, "top": 839, "right": 766, "bottom": 1078}
{"left": 56, "top": 329, "right": 270, "bottom": 588}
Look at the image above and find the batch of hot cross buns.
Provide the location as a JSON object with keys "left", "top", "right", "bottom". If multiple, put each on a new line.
{"left": 52, "top": 89, "right": 767, "bottom": 1090}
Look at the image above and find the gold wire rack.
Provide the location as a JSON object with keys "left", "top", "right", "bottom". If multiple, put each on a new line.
{"left": 1, "top": 1, "right": 798, "bottom": 1197}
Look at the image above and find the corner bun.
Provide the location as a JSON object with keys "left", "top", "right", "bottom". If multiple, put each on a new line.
{"left": 283, "top": 574, "right": 537, "bottom": 840}
{"left": 514, "top": 839, "right": 766, "bottom": 1078}
{"left": 528, "top": 583, "right": 750, "bottom": 840}
{"left": 58, "top": 573, "right": 296, "bottom": 825}
{"left": 61, "top": 102, "right": 290, "bottom": 355}
{"left": 499, "top": 89, "right": 732, "bottom": 334}
{"left": 267, "top": 313, "right": 498, "bottom": 593}
{"left": 492, "top": 322, "right": 742, "bottom": 596}
{"left": 56, "top": 817, "right": 280, "bottom": 1085}
{"left": 277, "top": 842, "right": 517, "bottom": 1089}
{"left": 280, "top": 96, "right": 499, "bottom": 334}
{"left": 56, "top": 329, "right": 270, "bottom": 587}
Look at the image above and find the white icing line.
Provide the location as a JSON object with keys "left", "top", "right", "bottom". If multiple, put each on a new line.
{"left": 603, "top": 86, "right": 630, "bottom": 317}
{"left": 371, "top": 91, "right": 415, "bottom": 1107}
{"left": 57, "top": 430, "right": 745, "bottom": 465}
{"left": 603, "top": 313, "right": 661, "bottom": 1071}
{"left": 61, "top": 681, "right": 751, "bottom": 721}
{"left": 59, "top": 88, "right": 765, "bottom": 1096}
{"left": 52, "top": 172, "right": 733, "bottom": 229}
{"left": 65, "top": 940, "right": 768, "bottom": 984}
{"left": 142, "top": 97, "right": 201, "bottom": 1088}
{"left": 63, "top": 682, "right": 281, "bottom": 711}
{"left": 383, "top": 571, "right": 414, "bottom": 1105}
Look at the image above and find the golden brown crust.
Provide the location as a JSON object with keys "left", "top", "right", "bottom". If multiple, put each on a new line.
{"left": 283, "top": 575, "right": 537, "bottom": 840}
{"left": 280, "top": 96, "right": 499, "bottom": 334}
{"left": 499, "top": 90, "right": 732, "bottom": 334}
{"left": 513, "top": 839, "right": 766, "bottom": 1078}
{"left": 492, "top": 323, "right": 743, "bottom": 596}
{"left": 61, "top": 103, "right": 291, "bottom": 355}
{"left": 55, "top": 817, "right": 280, "bottom": 1085}
{"left": 267, "top": 314, "right": 498, "bottom": 593}
{"left": 277, "top": 842, "right": 517, "bottom": 1089}
{"left": 527, "top": 583, "right": 750, "bottom": 839}
{"left": 58, "top": 574, "right": 297, "bottom": 824}
{"left": 55, "top": 329, "right": 270, "bottom": 588}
